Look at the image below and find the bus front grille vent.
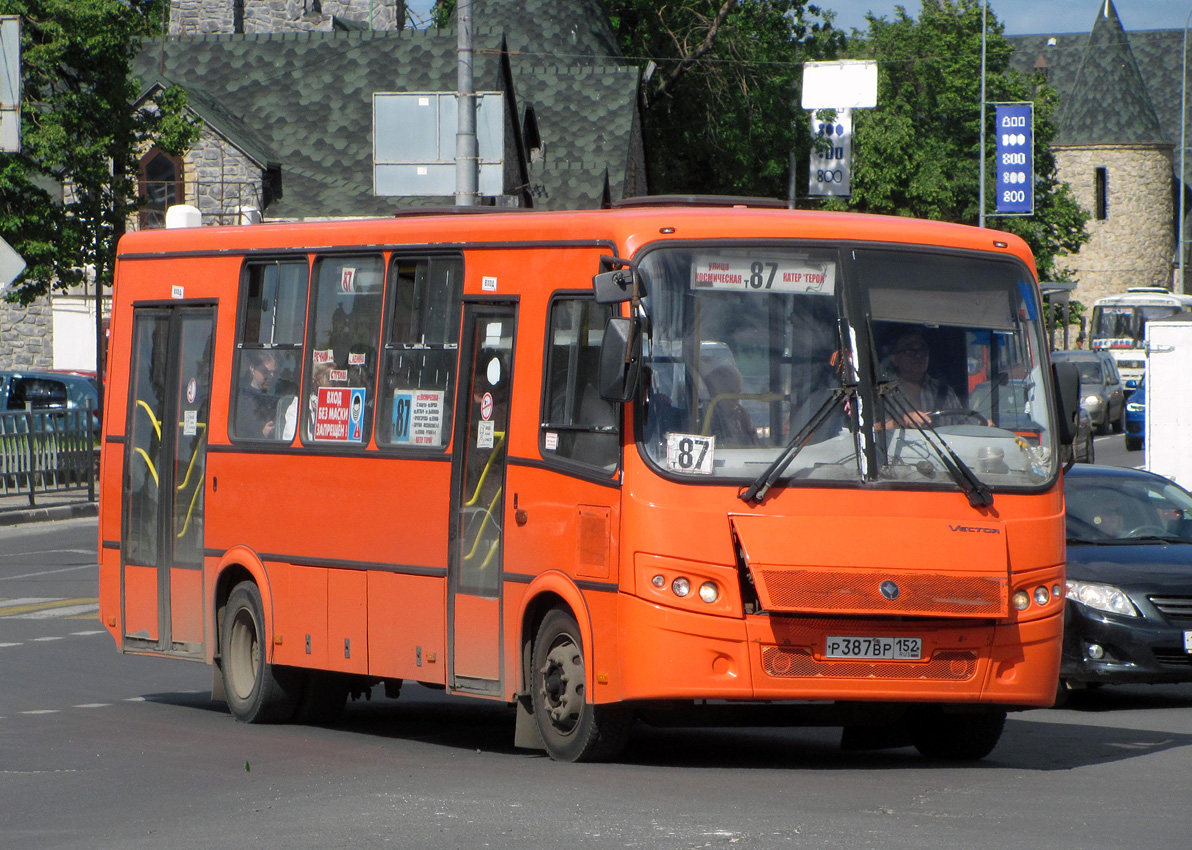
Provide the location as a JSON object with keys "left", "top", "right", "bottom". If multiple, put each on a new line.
{"left": 753, "top": 569, "right": 1007, "bottom": 618}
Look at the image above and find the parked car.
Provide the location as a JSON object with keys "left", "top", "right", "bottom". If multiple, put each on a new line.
{"left": 0, "top": 370, "right": 99, "bottom": 427}
{"left": 1051, "top": 350, "right": 1125, "bottom": 435}
{"left": 1124, "top": 374, "right": 1145, "bottom": 452}
{"left": 1060, "top": 465, "right": 1192, "bottom": 700}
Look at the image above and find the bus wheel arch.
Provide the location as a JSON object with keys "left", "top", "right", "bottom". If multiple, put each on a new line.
{"left": 526, "top": 604, "right": 630, "bottom": 762}
{"left": 219, "top": 579, "right": 303, "bottom": 723}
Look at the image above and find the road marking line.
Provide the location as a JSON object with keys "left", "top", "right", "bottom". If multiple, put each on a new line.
{"left": 0, "top": 598, "right": 99, "bottom": 618}
{"left": 13, "top": 604, "right": 100, "bottom": 619}
{"left": 74, "top": 703, "right": 111, "bottom": 709}
{"left": 0, "top": 597, "right": 55, "bottom": 609}
{"left": 32, "top": 636, "right": 65, "bottom": 642}
{"left": 20, "top": 710, "right": 59, "bottom": 715}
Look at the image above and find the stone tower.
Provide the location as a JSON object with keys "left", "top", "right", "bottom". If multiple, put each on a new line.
{"left": 1051, "top": 0, "right": 1173, "bottom": 302}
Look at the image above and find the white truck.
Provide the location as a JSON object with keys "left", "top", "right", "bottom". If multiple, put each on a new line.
{"left": 1143, "top": 316, "right": 1192, "bottom": 489}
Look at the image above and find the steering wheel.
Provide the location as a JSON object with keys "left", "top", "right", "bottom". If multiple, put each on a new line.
{"left": 1123, "top": 525, "right": 1168, "bottom": 539}
{"left": 927, "top": 408, "right": 989, "bottom": 426}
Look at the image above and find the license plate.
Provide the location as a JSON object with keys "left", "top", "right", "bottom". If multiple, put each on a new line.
{"left": 824, "top": 635, "right": 922, "bottom": 660}
{"left": 1185, "top": 631, "right": 1192, "bottom": 653}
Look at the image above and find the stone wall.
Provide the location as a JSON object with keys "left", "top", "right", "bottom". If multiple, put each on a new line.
{"left": 1053, "top": 144, "right": 1175, "bottom": 306}
{"left": 0, "top": 295, "right": 54, "bottom": 369}
{"left": 170, "top": 0, "right": 402, "bottom": 35}
{"left": 186, "top": 131, "right": 266, "bottom": 224}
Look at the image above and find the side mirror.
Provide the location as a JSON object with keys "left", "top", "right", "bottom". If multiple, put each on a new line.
{"left": 598, "top": 317, "right": 642, "bottom": 402}
{"left": 1051, "top": 360, "right": 1080, "bottom": 445}
{"left": 593, "top": 269, "right": 634, "bottom": 304}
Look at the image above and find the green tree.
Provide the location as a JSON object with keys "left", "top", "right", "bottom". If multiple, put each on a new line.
{"left": 609, "top": 0, "right": 845, "bottom": 198}
{"left": 832, "top": 0, "right": 1087, "bottom": 280}
{"left": 0, "top": 0, "right": 198, "bottom": 305}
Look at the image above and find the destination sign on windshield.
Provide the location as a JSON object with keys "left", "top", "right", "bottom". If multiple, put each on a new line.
{"left": 691, "top": 255, "right": 836, "bottom": 295}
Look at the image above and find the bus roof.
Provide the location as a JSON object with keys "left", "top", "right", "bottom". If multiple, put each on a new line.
{"left": 115, "top": 204, "right": 1037, "bottom": 273}
{"left": 1092, "top": 289, "right": 1192, "bottom": 307}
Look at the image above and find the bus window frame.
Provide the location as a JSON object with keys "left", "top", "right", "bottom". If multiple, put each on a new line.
{"left": 375, "top": 251, "right": 466, "bottom": 455}
{"left": 229, "top": 256, "right": 312, "bottom": 446}
{"left": 537, "top": 290, "right": 623, "bottom": 480}
{"left": 300, "top": 252, "right": 386, "bottom": 450}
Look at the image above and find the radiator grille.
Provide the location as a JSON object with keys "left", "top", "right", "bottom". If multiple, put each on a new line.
{"left": 761, "top": 646, "right": 979, "bottom": 680}
{"left": 1152, "top": 648, "right": 1192, "bottom": 667}
{"left": 753, "top": 568, "right": 1007, "bottom": 618}
{"left": 1148, "top": 595, "right": 1192, "bottom": 624}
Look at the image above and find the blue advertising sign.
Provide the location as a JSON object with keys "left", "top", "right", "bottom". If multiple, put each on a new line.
{"left": 994, "top": 103, "right": 1033, "bottom": 215}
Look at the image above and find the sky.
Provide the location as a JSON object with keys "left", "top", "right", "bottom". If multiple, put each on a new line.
{"left": 404, "top": 1, "right": 1189, "bottom": 36}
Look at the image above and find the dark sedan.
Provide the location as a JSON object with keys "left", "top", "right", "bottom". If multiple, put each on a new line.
{"left": 1061, "top": 465, "right": 1192, "bottom": 698}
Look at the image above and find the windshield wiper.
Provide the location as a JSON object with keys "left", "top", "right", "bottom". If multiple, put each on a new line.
{"left": 881, "top": 384, "right": 993, "bottom": 509}
{"left": 740, "top": 386, "right": 851, "bottom": 504}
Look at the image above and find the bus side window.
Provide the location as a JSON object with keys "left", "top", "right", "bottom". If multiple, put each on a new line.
{"left": 303, "top": 254, "right": 384, "bottom": 446}
{"left": 232, "top": 260, "right": 308, "bottom": 441}
{"left": 541, "top": 297, "right": 619, "bottom": 471}
{"left": 377, "top": 255, "right": 463, "bottom": 449}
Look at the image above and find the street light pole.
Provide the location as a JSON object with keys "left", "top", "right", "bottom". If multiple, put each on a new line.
{"left": 979, "top": 0, "right": 988, "bottom": 229}
{"left": 1179, "top": 6, "right": 1192, "bottom": 293}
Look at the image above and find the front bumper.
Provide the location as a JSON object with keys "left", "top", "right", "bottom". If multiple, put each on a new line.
{"left": 614, "top": 592, "right": 1063, "bottom": 708}
{"left": 1061, "top": 602, "right": 1192, "bottom": 685}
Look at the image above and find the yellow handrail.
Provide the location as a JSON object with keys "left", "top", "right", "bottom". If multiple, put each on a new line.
{"left": 463, "top": 486, "right": 503, "bottom": 563}
{"left": 136, "top": 399, "right": 162, "bottom": 441}
{"left": 133, "top": 447, "right": 158, "bottom": 486}
{"left": 464, "top": 430, "right": 506, "bottom": 507}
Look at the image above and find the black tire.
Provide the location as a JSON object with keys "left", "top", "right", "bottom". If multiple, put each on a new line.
{"left": 907, "top": 708, "right": 1006, "bottom": 761}
{"left": 530, "top": 608, "right": 630, "bottom": 762}
{"left": 220, "top": 581, "right": 302, "bottom": 723}
{"left": 1083, "top": 433, "right": 1095, "bottom": 464}
{"left": 1125, "top": 434, "right": 1143, "bottom": 452}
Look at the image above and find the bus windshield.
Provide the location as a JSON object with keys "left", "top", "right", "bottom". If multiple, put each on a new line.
{"left": 1091, "top": 303, "right": 1185, "bottom": 349}
{"left": 637, "top": 244, "right": 1055, "bottom": 491}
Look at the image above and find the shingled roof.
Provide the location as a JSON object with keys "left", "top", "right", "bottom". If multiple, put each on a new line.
{"left": 135, "top": 0, "right": 642, "bottom": 218}
{"left": 1009, "top": 1, "right": 1173, "bottom": 149}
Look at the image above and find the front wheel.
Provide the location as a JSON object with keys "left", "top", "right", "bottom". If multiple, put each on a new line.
{"left": 220, "top": 581, "right": 302, "bottom": 723}
{"left": 1125, "top": 434, "right": 1143, "bottom": 452}
{"left": 907, "top": 708, "right": 1005, "bottom": 761}
{"left": 530, "top": 609, "right": 630, "bottom": 762}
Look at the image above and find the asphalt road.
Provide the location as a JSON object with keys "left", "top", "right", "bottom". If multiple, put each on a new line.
{"left": 4, "top": 511, "right": 1192, "bottom": 850}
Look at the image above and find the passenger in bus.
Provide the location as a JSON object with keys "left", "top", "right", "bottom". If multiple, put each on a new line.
{"left": 237, "top": 350, "right": 284, "bottom": 438}
{"left": 704, "top": 363, "right": 758, "bottom": 446}
{"left": 883, "top": 330, "right": 962, "bottom": 427}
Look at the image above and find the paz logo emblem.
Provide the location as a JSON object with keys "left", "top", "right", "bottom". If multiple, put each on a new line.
{"left": 879, "top": 580, "right": 900, "bottom": 601}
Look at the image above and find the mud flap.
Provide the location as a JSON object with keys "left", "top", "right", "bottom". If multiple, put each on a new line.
{"left": 513, "top": 693, "right": 544, "bottom": 750}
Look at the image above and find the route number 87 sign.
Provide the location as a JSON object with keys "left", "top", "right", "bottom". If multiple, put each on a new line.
{"left": 666, "top": 433, "right": 715, "bottom": 475}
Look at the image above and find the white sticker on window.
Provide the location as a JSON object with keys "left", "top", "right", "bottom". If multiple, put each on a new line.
{"left": 482, "top": 276, "right": 498, "bottom": 291}
{"left": 691, "top": 255, "right": 836, "bottom": 295}
{"left": 544, "top": 431, "right": 558, "bottom": 451}
{"left": 183, "top": 409, "right": 198, "bottom": 436}
{"left": 477, "top": 419, "right": 495, "bottom": 449}
{"left": 665, "top": 433, "right": 715, "bottom": 474}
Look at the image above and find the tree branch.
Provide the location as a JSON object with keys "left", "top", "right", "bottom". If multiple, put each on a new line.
{"left": 649, "top": 0, "right": 737, "bottom": 105}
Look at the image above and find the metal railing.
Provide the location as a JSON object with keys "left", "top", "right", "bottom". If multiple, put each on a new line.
{"left": 0, "top": 410, "right": 96, "bottom": 506}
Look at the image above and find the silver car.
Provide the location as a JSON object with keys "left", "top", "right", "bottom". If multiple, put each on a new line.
{"left": 1051, "top": 351, "right": 1125, "bottom": 435}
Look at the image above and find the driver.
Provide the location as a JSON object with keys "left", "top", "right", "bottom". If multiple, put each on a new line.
{"left": 884, "top": 329, "right": 962, "bottom": 427}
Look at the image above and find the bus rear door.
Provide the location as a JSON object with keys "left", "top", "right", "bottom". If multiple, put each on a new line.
{"left": 121, "top": 304, "right": 215, "bottom": 657}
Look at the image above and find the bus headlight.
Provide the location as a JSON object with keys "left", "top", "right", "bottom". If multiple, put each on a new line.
{"left": 699, "top": 582, "right": 719, "bottom": 604}
{"left": 1012, "top": 590, "right": 1031, "bottom": 610}
{"left": 672, "top": 577, "right": 691, "bottom": 597}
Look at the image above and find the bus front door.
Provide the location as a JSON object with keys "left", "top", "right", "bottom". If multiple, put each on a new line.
{"left": 121, "top": 305, "right": 215, "bottom": 658}
{"left": 448, "top": 303, "right": 516, "bottom": 696}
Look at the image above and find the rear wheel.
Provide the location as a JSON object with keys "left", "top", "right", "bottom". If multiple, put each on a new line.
{"left": 530, "top": 608, "right": 630, "bottom": 762}
{"left": 1125, "top": 434, "right": 1143, "bottom": 452}
{"left": 907, "top": 708, "right": 1005, "bottom": 761}
{"left": 220, "top": 581, "right": 302, "bottom": 723}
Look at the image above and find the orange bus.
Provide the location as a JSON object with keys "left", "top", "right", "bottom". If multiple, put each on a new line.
{"left": 98, "top": 199, "right": 1079, "bottom": 762}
